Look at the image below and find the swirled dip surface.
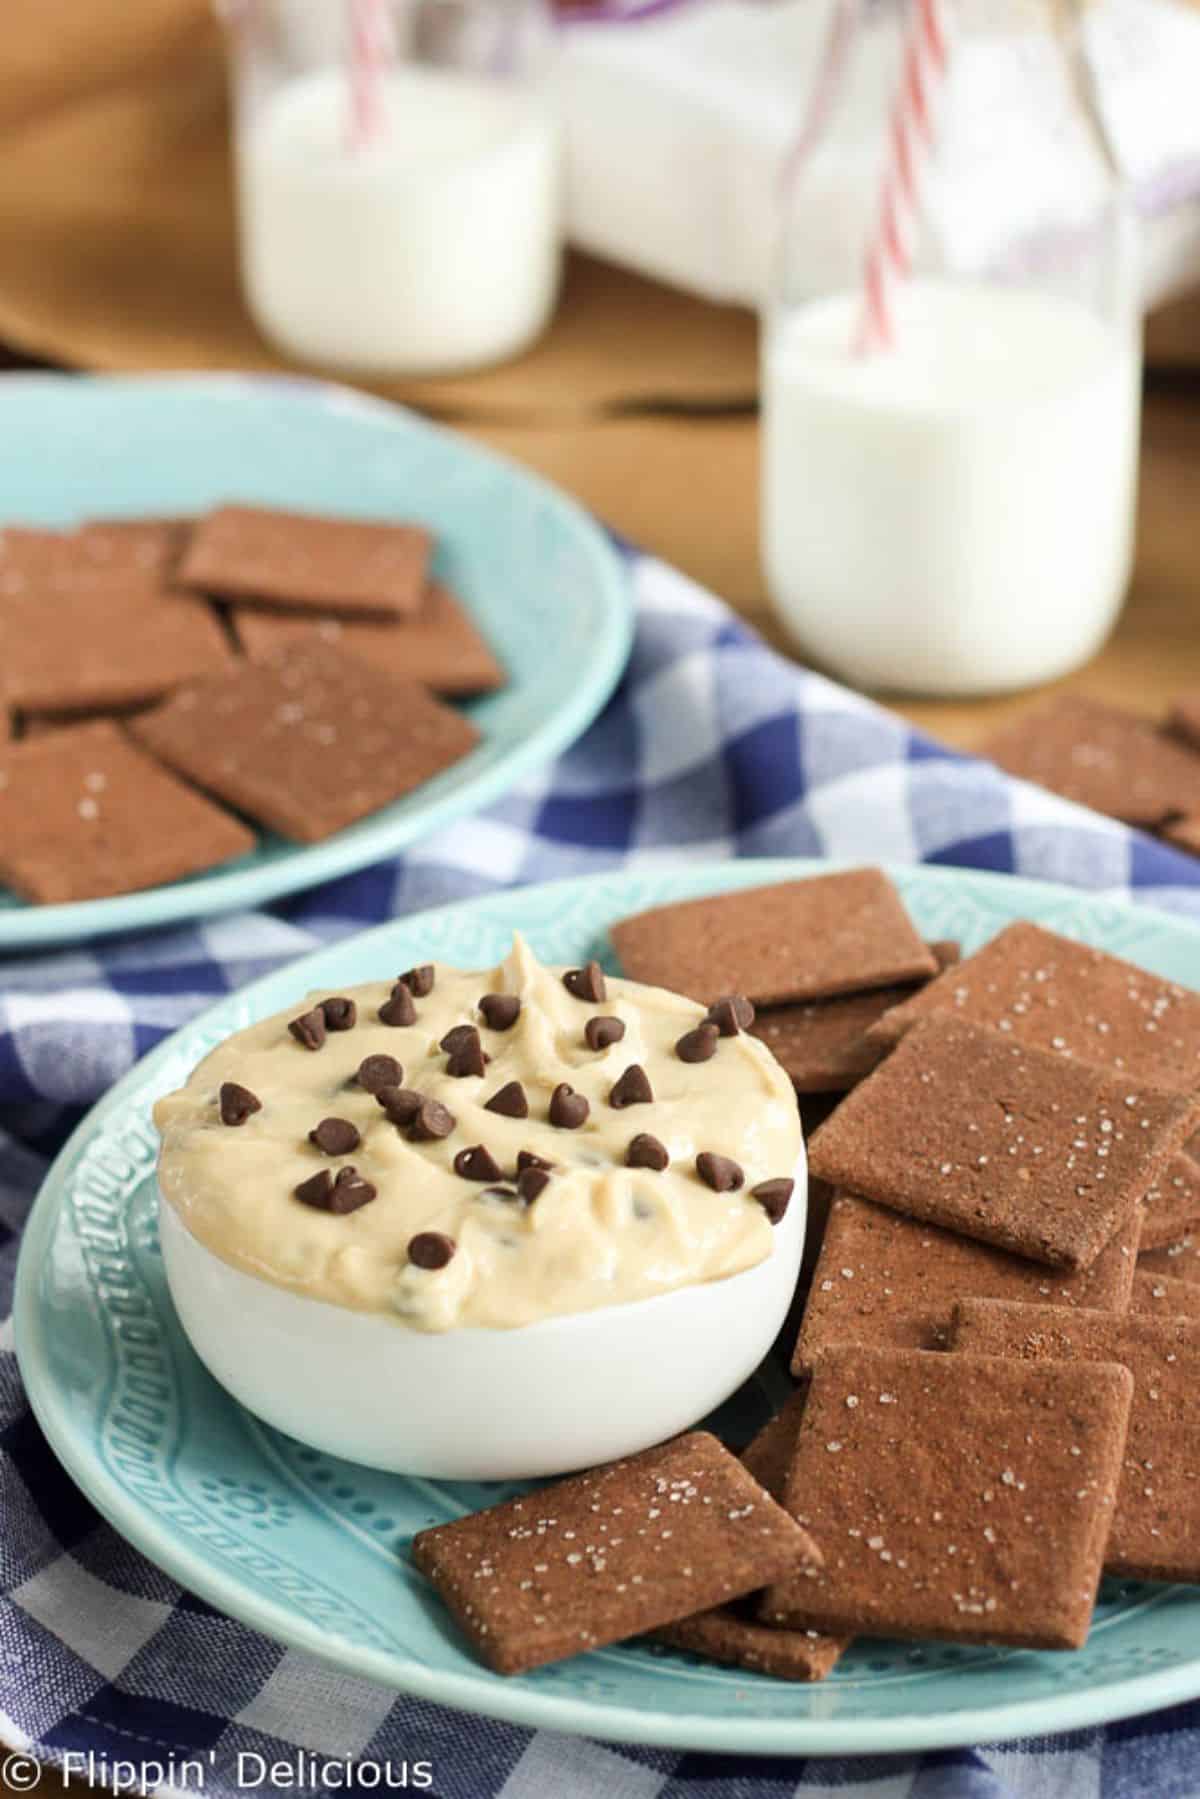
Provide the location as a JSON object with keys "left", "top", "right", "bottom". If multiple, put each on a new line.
{"left": 154, "top": 936, "right": 801, "bottom": 1331}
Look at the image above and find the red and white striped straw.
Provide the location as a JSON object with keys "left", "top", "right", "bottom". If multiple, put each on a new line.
{"left": 347, "top": 0, "right": 391, "bottom": 152}
{"left": 854, "top": 0, "right": 951, "bottom": 355}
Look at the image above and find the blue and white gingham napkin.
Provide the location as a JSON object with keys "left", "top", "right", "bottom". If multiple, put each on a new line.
{"left": 4, "top": 548, "right": 1200, "bottom": 1798}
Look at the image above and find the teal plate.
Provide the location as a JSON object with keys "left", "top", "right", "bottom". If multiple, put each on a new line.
{"left": 0, "top": 374, "right": 631, "bottom": 950}
{"left": 15, "top": 861, "right": 1200, "bottom": 1756}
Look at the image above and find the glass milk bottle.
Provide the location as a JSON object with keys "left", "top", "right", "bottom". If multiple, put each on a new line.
{"left": 221, "top": 0, "right": 562, "bottom": 375}
{"left": 762, "top": 0, "right": 1140, "bottom": 696}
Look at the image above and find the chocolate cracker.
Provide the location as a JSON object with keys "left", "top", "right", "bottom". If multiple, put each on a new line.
{"left": 411, "top": 1430, "right": 818, "bottom": 1675}
{"left": 611, "top": 871, "right": 936, "bottom": 1008}
{"left": 1163, "top": 816, "right": 1200, "bottom": 859}
{"left": 179, "top": 505, "right": 430, "bottom": 617}
{"left": 751, "top": 946, "right": 954, "bottom": 1094}
{"left": 654, "top": 1607, "right": 846, "bottom": 1683}
{"left": 866, "top": 922, "right": 1200, "bottom": 1094}
{"left": 808, "top": 1014, "right": 1197, "bottom": 1269}
{"left": 761, "top": 1344, "right": 1133, "bottom": 1650}
{"left": 650, "top": 1394, "right": 852, "bottom": 1681}
{"left": 0, "top": 721, "right": 253, "bottom": 904}
{"left": 129, "top": 641, "right": 479, "bottom": 844}
{"left": 233, "top": 580, "right": 504, "bottom": 696}
{"left": 1140, "top": 1152, "right": 1200, "bottom": 1251}
{"left": 792, "top": 1194, "right": 1141, "bottom": 1374}
{"left": 1166, "top": 692, "right": 1200, "bottom": 754}
{"left": 951, "top": 1297, "right": 1200, "bottom": 1584}
{"left": 4, "top": 567, "right": 233, "bottom": 716}
{"left": 740, "top": 1388, "right": 811, "bottom": 1502}
{"left": 1139, "top": 1231, "right": 1200, "bottom": 1285}
{"left": 77, "top": 517, "right": 191, "bottom": 579}
{"left": 982, "top": 696, "right": 1200, "bottom": 828}
{"left": 1130, "top": 1268, "right": 1200, "bottom": 1319}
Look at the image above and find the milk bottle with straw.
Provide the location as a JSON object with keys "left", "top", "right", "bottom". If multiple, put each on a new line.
{"left": 762, "top": 0, "right": 1140, "bottom": 696}
{"left": 222, "top": 0, "right": 562, "bottom": 375}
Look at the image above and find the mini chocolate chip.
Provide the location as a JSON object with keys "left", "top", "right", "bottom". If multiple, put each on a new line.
{"left": 378, "top": 980, "right": 417, "bottom": 1027}
{"left": 584, "top": 1015, "right": 626, "bottom": 1051}
{"left": 308, "top": 1116, "right": 361, "bottom": 1156}
{"left": 376, "top": 1085, "right": 423, "bottom": 1125}
{"left": 454, "top": 1144, "right": 503, "bottom": 1183}
{"left": 410, "top": 1097, "right": 456, "bottom": 1141}
{"left": 482, "top": 1186, "right": 521, "bottom": 1204}
{"left": 294, "top": 1166, "right": 375, "bottom": 1213}
{"left": 327, "top": 1167, "right": 376, "bottom": 1214}
{"left": 320, "top": 996, "right": 357, "bottom": 1031}
{"left": 676, "top": 1021, "right": 719, "bottom": 1063}
{"left": 479, "top": 992, "right": 521, "bottom": 1031}
{"left": 626, "top": 1132, "right": 669, "bottom": 1171}
{"left": 697, "top": 1151, "right": 745, "bottom": 1192}
{"left": 706, "top": 994, "right": 755, "bottom": 1036}
{"left": 517, "top": 1165, "right": 551, "bottom": 1204}
{"left": 288, "top": 1008, "right": 326, "bottom": 1051}
{"left": 402, "top": 964, "right": 435, "bottom": 997}
{"left": 609, "top": 1063, "right": 654, "bottom": 1108}
{"left": 294, "top": 1168, "right": 333, "bottom": 1208}
{"left": 446, "top": 1030, "right": 487, "bottom": 1079}
{"left": 549, "top": 1083, "right": 590, "bottom": 1129}
{"left": 440, "top": 1023, "right": 478, "bottom": 1054}
{"left": 408, "top": 1231, "right": 455, "bottom": 1269}
{"left": 563, "top": 961, "right": 607, "bottom": 1003}
{"left": 752, "top": 1177, "right": 794, "bottom": 1224}
{"left": 517, "top": 1149, "right": 553, "bottom": 1173}
{"left": 484, "top": 1080, "right": 529, "bottom": 1118}
{"left": 357, "top": 1053, "right": 402, "bottom": 1093}
{"left": 219, "top": 1081, "right": 261, "bottom": 1126}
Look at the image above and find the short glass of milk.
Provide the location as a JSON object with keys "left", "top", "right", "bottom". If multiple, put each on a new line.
{"left": 762, "top": 0, "right": 1141, "bottom": 697}
{"left": 222, "top": 0, "right": 562, "bottom": 375}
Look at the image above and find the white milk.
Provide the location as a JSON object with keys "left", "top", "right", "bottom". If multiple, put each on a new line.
{"left": 762, "top": 283, "right": 1141, "bottom": 695}
{"left": 237, "top": 66, "right": 561, "bottom": 375}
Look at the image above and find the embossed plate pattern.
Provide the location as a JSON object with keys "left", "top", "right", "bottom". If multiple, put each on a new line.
{"left": 0, "top": 375, "right": 631, "bottom": 948}
{"left": 16, "top": 861, "right": 1200, "bottom": 1755}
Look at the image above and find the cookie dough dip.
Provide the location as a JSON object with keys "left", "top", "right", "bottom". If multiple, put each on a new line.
{"left": 154, "top": 936, "right": 806, "bottom": 1476}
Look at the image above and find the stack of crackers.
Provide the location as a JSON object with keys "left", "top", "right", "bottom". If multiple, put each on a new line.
{"left": 983, "top": 692, "right": 1200, "bottom": 860}
{"left": 0, "top": 505, "right": 503, "bottom": 904}
{"left": 412, "top": 870, "right": 1200, "bottom": 1681}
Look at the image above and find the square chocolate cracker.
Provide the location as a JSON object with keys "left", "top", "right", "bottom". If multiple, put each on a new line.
{"left": 1130, "top": 1269, "right": 1200, "bottom": 1320}
{"left": 651, "top": 1396, "right": 852, "bottom": 1682}
{"left": 981, "top": 696, "right": 1200, "bottom": 829}
{"left": 179, "top": 505, "right": 431, "bottom": 617}
{"left": 129, "top": 641, "right": 480, "bottom": 844}
{"left": 1164, "top": 816, "right": 1200, "bottom": 859}
{"left": 867, "top": 920, "right": 1200, "bottom": 1094}
{"left": 950, "top": 1297, "right": 1200, "bottom": 1584}
{"left": 752, "top": 942, "right": 960, "bottom": 1093}
{"left": 760, "top": 1344, "right": 1133, "bottom": 1650}
{"left": 3, "top": 570, "right": 234, "bottom": 717}
{"left": 654, "top": 1606, "right": 846, "bottom": 1683}
{"left": 611, "top": 870, "right": 937, "bottom": 1009}
{"left": 411, "top": 1431, "right": 819, "bottom": 1675}
{"left": 233, "top": 580, "right": 505, "bottom": 697}
{"left": 1167, "top": 692, "right": 1200, "bottom": 754}
{"left": 0, "top": 721, "right": 254, "bottom": 904}
{"left": 808, "top": 1014, "right": 1197, "bottom": 1269}
{"left": 1140, "top": 1231, "right": 1200, "bottom": 1286}
{"left": 1141, "top": 1152, "right": 1200, "bottom": 1251}
{"left": 792, "top": 1194, "right": 1141, "bottom": 1374}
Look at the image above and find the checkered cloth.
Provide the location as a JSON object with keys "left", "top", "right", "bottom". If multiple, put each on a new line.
{"left": 4, "top": 550, "right": 1200, "bottom": 1799}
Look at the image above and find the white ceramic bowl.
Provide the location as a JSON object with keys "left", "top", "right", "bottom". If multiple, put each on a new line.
{"left": 158, "top": 1145, "right": 806, "bottom": 1480}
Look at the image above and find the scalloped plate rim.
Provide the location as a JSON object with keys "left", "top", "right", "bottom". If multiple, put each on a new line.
{"left": 16, "top": 858, "right": 1200, "bottom": 1757}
